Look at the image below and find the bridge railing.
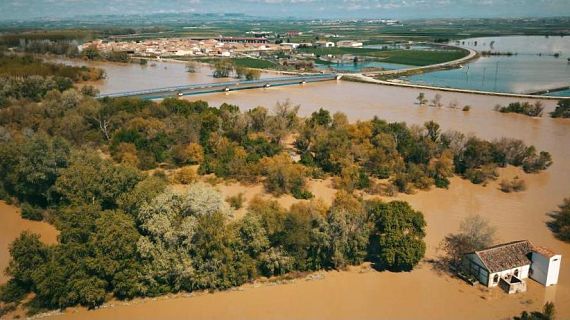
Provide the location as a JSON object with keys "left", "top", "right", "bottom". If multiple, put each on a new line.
{"left": 98, "top": 74, "right": 337, "bottom": 98}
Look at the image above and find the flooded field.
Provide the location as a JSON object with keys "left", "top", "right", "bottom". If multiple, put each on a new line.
{"left": 406, "top": 36, "right": 570, "bottom": 95}
{"left": 0, "top": 201, "right": 58, "bottom": 284}
{"left": 34, "top": 81, "right": 570, "bottom": 319}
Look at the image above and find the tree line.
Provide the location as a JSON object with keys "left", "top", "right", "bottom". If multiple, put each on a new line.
{"left": 0, "top": 92, "right": 553, "bottom": 204}
{"left": 0, "top": 54, "right": 103, "bottom": 106}
{"left": 212, "top": 59, "right": 262, "bottom": 80}
{"left": 495, "top": 99, "right": 570, "bottom": 118}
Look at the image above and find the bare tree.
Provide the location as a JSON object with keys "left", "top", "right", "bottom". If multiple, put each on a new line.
{"left": 438, "top": 214, "right": 496, "bottom": 271}
{"left": 430, "top": 94, "right": 443, "bottom": 108}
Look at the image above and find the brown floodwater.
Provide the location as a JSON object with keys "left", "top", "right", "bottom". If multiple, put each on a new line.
{"left": 3, "top": 76, "right": 569, "bottom": 318}
{"left": 52, "top": 58, "right": 280, "bottom": 94}
{"left": 0, "top": 201, "right": 58, "bottom": 284}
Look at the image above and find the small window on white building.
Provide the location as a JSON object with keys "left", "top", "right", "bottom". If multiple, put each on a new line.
{"left": 514, "top": 269, "right": 519, "bottom": 277}
{"left": 493, "top": 274, "right": 499, "bottom": 283}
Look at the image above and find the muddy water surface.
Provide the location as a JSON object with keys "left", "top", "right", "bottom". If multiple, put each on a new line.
{"left": 0, "top": 201, "right": 58, "bottom": 284}
{"left": 53, "top": 58, "right": 280, "bottom": 95}
{"left": 40, "top": 81, "right": 570, "bottom": 319}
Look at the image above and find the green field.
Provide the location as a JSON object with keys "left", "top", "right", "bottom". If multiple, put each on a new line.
{"left": 230, "top": 57, "right": 277, "bottom": 69}
{"left": 301, "top": 47, "right": 469, "bottom": 66}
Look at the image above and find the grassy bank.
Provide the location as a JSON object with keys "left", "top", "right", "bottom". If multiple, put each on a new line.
{"left": 0, "top": 54, "right": 103, "bottom": 81}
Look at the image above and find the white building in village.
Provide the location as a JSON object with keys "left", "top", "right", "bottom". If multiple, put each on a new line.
{"left": 315, "top": 40, "right": 335, "bottom": 47}
{"left": 336, "top": 40, "right": 363, "bottom": 48}
{"left": 462, "top": 240, "right": 561, "bottom": 294}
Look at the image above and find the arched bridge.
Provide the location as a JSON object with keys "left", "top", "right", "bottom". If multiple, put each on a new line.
{"left": 97, "top": 74, "right": 341, "bottom": 100}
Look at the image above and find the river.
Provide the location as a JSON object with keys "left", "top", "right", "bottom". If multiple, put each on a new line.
{"left": 405, "top": 36, "right": 570, "bottom": 96}
{"left": 1, "top": 57, "right": 569, "bottom": 319}
{"left": 51, "top": 58, "right": 280, "bottom": 95}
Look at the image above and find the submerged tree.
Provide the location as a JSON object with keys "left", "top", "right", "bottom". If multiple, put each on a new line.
{"left": 439, "top": 214, "right": 496, "bottom": 271}
{"left": 513, "top": 302, "right": 556, "bottom": 320}
{"left": 213, "top": 59, "right": 234, "bottom": 78}
{"left": 550, "top": 99, "right": 570, "bottom": 118}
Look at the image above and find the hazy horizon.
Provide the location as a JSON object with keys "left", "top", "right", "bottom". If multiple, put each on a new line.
{"left": 1, "top": 0, "right": 570, "bottom": 22}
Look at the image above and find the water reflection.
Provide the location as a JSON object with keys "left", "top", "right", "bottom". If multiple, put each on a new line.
{"left": 406, "top": 36, "right": 570, "bottom": 95}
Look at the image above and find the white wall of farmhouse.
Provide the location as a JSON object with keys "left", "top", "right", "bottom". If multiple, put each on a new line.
{"left": 531, "top": 253, "right": 562, "bottom": 286}
{"left": 487, "top": 265, "right": 530, "bottom": 287}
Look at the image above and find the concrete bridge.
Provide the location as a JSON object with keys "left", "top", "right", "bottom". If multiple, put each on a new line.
{"left": 97, "top": 74, "right": 340, "bottom": 100}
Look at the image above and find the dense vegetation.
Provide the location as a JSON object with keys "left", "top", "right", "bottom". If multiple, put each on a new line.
{"left": 0, "top": 169, "right": 426, "bottom": 314}
{"left": 0, "top": 92, "right": 553, "bottom": 202}
{"left": 0, "top": 85, "right": 555, "bottom": 315}
{"left": 496, "top": 99, "right": 570, "bottom": 119}
{"left": 0, "top": 54, "right": 103, "bottom": 104}
{"left": 495, "top": 101, "right": 544, "bottom": 117}
{"left": 548, "top": 197, "right": 570, "bottom": 242}
{"left": 0, "top": 54, "right": 103, "bottom": 81}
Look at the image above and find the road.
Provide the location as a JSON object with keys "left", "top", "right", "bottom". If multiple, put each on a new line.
{"left": 97, "top": 74, "right": 340, "bottom": 100}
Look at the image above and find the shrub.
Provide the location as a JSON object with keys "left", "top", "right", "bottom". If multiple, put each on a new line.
{"left": 496, "top": 101, "right": 544, "bottom": 117}
{"left": 173, "top": 166, "right": 197, "bottom": 185}
{"left": 464, "top": 164, "right": 498, "bottom": 185}
{"left": 20, "top": 202, "right": 43, "bottom": 221}
{"left": 260, "top": 153, "right": 311, "bottom": 197}
{"left": 0, "top": 279, "right": 27, "bottom": 304}
{"left": 226, "top": 193, "right": 245, "bottom": 209}
{"left": 550, "top": 99, "right": 570, "bottom": 118}
{"left": 499, "top": 176, "right": 527, "bottom": 193}
{"left": 462, "top": 105, "right": 471, "bottom": 112}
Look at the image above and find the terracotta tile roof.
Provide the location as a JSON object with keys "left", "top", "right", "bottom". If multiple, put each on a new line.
{"left": 474, "top": 240, "right": 533, "bottom": 273}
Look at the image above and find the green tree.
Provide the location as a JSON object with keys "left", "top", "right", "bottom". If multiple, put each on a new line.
{"left": 90, "top": 211, "right": 143, "bottom": 298}
{"left": 259, "top": 153, "right": 312, "bottom": 199}
{"left": 367, "top": 200, "right": 426, "bottom": 271}
{"left": 326, "top": 192, "right": 370, "bottom": 268}
{"left": 6, "top": 232, "right": 49, "bottom": 290}
{"left": 309, "top": 108, "right": 332, "bottom": 127}
{"left": 82, "top": 45, "right": 101, "bottom": 60}
{"left": 53, "top": 151, "right": 144, "bottom": 209}
{"left": 191, "top": 211, "right": 255, "bottom": 290}
{"left": 213, "top": 59, "right": 234, "bottom": 78}
{"left": 416, "top": 92, "right": 427, "bottom": 105}
{"left": 117, "top": 176, "right": 167, "bottom": 217}
{"left": 2, "top": 136, "right": 70, "bottom": 206}
{"left": 550, "top": 99, "right": 570, "bottom": 118}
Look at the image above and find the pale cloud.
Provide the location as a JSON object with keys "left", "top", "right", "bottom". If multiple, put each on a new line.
{"left": 0, "top": 0, "right": 568, "bottom": 21}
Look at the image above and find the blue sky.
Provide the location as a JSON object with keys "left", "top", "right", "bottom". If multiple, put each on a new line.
{"left": 1, "top": 0, "right": 569, "bottom": 21}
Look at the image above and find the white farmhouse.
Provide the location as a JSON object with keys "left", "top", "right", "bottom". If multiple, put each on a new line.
{"left": 315, "top": 40, "right": 335, "bottom": 47}
{"left": 462, "top": 240, "right": 561, "bottom": 293}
